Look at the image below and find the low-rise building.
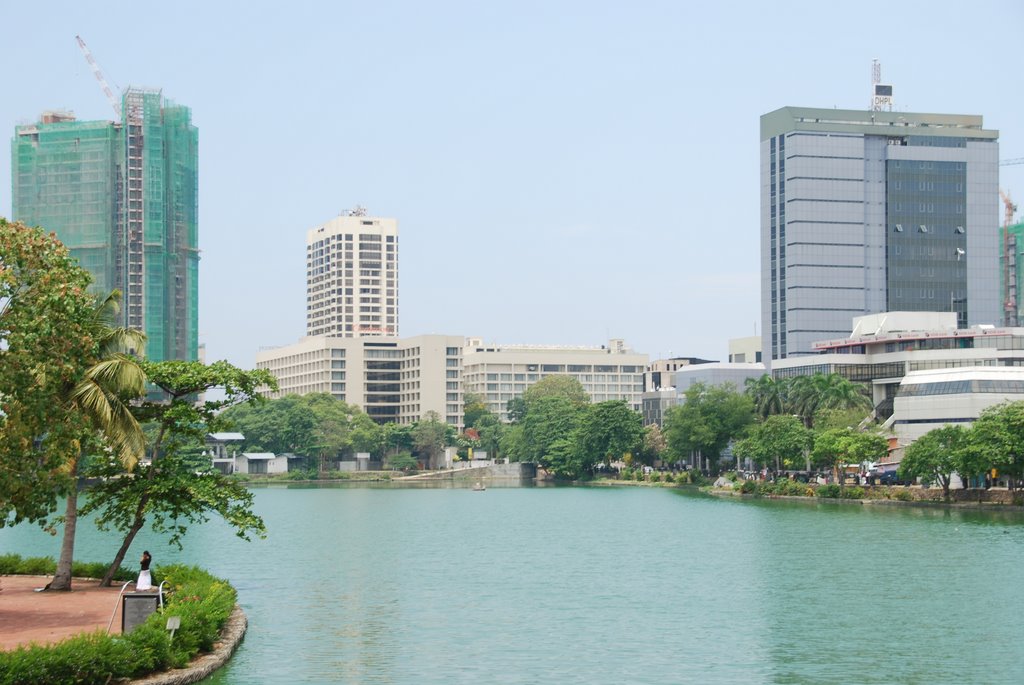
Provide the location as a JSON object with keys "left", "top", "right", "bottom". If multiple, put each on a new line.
{"left": 771, "top": 312, "right": 1024, "bottom": 421}
{"left": 673, "top": 362, "right": 766, "bottom": 394}
{"left": 461, "top": 338, "right": 648, "bottom": 422}
{"left": 892, "top": 366, "right": 1024, "bottom": 444}
{"left": 255, "top": 334, "right": 464, "bottom": 425}
{"left": 257, "top": 335, "right": 649, "bottom": 426}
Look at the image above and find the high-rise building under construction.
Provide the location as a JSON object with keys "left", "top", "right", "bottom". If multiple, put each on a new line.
{"left": 11, "top": 87, "right": 198, "bottom": 362}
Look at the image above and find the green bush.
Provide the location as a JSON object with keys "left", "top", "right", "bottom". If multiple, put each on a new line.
{"left": 816, "top": 484, "right": 841, "bottom": 499}
{"left": 15, "top": 556, "right": 54, "bottom": 575}
{"left": 0, "top": 553, "right": 22, "bottom": 574}
{"left": 739, "top": 479, "right": 758, "bottom": 494}
{"left": 0, "top": 564, "right": 237, "bottom": 685}
{"left": 0, "top": 554, "right": 133, "bottom": 583}
{"left": 892, "top": 488, "right": 913, "bottom": 502}
{"left": 675, "top": 472, "right": 692, "bottom": 485}
{"left": 842, "top": 486, "right": 866, "bottom": 499}
{"left": 71, "top": 560, "right": 135, "bottom": 582}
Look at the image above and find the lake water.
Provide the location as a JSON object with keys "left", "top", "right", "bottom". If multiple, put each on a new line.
{"left": 3, "top": 485, "right": 1024, "bottom": 684}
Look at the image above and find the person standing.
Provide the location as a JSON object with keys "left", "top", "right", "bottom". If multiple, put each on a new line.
{"left": 137, "top": 551, "right": 153, "bottom": 591}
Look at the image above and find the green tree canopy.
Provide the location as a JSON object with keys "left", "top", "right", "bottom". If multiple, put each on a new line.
{"left": 969, "top": 401, "right": 1024, "bottom": 489}
{"left": 521, "top": 395, "right": 585, "bottom": 474}
{"left": 898, "top": 425, "right": 969, "bottom": 499}
{"left": 745, "top": 374, "right": 788, "bottom": 419}
{"left": 81, "top": 359, "right": 276, "bottom": 585}
{"left": 463, "top": 392, "right": 490, "bottom": 429}
{"left": 663, "top": 383, "right": 754, "bottom": 474}
{"left": 574, "top": 400, "right": 644, "bottom": 469}
{"left": 412, "top": 411, "right": 454, "bottom": 467}
{"left": 522, "top": 376, "right": 590, "bottom": 406}
{"left": 735, "top": 414, "right": 811, "bottom": 472}
{"left": 789, "top": 373, "right": 872, "bottom": 428}
{"left": 0, "top": 219, "right": 99, "bottom": 527}
{"left": 812, "top": 428, "right": 887, "bottom": 486}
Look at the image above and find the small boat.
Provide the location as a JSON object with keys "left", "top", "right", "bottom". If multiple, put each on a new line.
{"left": 472, "top": 481, "right": 486, "bottom": 491}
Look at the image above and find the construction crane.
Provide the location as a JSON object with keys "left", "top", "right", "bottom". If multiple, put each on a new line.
{"left": 1001, "top": 188, "right": 1020, "bottom": 323}
{"left": 75, "top": 35, "right": 120, "bottom": 119}
{"left": 1002, "top": 189, "right": 1018, "bottom": 229}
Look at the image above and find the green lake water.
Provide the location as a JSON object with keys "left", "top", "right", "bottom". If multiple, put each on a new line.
{"left": 3, "top": 485, "right": 1024, "bottom": 684}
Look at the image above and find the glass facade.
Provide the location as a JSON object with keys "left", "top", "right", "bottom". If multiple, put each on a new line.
{"left": 885, "top": 157, "right": 968, "bottom": 326}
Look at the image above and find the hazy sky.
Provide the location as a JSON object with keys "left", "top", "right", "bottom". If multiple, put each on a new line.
{"left": 4, "top": 1, "right": 1023, "bottom": 368}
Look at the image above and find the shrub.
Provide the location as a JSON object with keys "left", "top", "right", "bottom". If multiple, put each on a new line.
{"left": 0, "top": 553, "right": 22, "bottom": 574}
{"left": 71, "top": 560, "right": 135, "bottom": 582}
{"left": 675, "top": 472, "right": 692, "bottom": 486}
{"left": 0, "top": 564, "right": 236, "bottom": 685}
{"left": 816, "top": 484, "right": 841, "bottom": 499}
{"left": 739, "top": 479, "right": 758, "bottom": 494}
{"left": 842, "top": 486, "right": 866, "bottom": 500}
{"left": 892, "top": 488, "right": 913, "bottom": 502}
{"left": 15, "top": 556, "right": 54, "bottom": 575}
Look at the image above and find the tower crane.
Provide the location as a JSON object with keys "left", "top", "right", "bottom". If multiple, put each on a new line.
{"left": 1001, "top": 189, "right": 1018, "bottom": 228}
{"left": 1002, "top": 188, "right": 1020, "bottom": 322}
{"left": 75, "top": 35, "right": 121, "bottom": 119}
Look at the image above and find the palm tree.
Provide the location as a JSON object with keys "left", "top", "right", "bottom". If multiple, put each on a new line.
{"left": 745, "top": 374, "right": 789, "bottom": 419}
{"left": 45, "top": 291, "right": 146, "bottom": 591}
{"left": 788, "top": 373, "right": 871, "bottom": 429}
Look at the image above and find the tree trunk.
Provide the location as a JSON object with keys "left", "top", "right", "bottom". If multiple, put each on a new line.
{"left": 101, "top": 423, "right": 166, "bottom": 586}
{"left": 100, "top": 499, "right": 147, "bottom": 587}
{"left": 45, "top": 459, "right": 80, "bottom": 591}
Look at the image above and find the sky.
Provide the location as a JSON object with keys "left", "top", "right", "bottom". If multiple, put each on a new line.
{"left": 3, "top": 1, "right": 1023, "bottom": 368}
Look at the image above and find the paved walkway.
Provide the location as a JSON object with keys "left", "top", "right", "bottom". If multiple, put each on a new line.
{"left": 0, "top": 575, "right": 132, "bottom": 651}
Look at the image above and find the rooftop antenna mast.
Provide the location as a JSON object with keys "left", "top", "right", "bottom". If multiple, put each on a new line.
{"left": 870, "top": 59, "right": 893, "bottom": 112}
{"left": 75, "top": 35, "right": 121, "bottom": 119}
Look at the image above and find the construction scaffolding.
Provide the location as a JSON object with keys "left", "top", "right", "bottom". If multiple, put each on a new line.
{"left": 11, "top": 87, "right": 199, "bottom": 363}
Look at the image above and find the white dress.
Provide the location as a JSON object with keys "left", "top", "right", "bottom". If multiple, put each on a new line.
{"left": 137, "top": 568, "right": 152, "bottom": 590}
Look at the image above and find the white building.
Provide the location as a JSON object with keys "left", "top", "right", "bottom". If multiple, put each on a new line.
{"left": 236, "top": 452, "right": 289, "bottom": 475}
{"left": 256, "top": 334, "right": 464, "bottom": 425}
{"left": 258, "top": 335, "right": 649, "bottom": 427}
{"left": 893, "top": 366, "right": 1024, "bottom": 445}
{"left": 306, "top": 210, "right": 398, "bottom": 338}
{"left": 673, "top": 362, "right": 766, "bottom": 394}
{"left": 773, "top": 311, "right": 1024, "bottom": 425}
{"left": 461, "top": 338, "right": 648, "bottom": 422}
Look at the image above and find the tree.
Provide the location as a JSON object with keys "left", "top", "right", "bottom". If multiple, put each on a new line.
{"left": 521, "top": 395, "right": 585, "bottom": 475}
{"left": 969, "top": 401, "right": 1024, "bottom": 489}
{"left": 384, "top": 452, "right": 418, "bottom": 471}
{"left": 473, "top": 413, "right": 505, "bottom": 461}
{"left": 737, "top": 414, "right": 811, "bottom": 472}
{"left": 898, "top": 425, "right": 968, "bottom": 499}
{"left": 463, "top": 393, "right": 490, "bottom": 429}
{"left": 663, "top": 383, "right": 754, "bottom": 474}
{"left": 412, "top": 411, "right": 452, "bottom": 468}
{"left": 574, "top": 400, "right": 644, "bottom": 472}
{"left": 81, "top": 359, "right": 277, "bottom": 585}
{"left": 788, "top": 373, "right": 872, "bottom": 428}
{"left": 522, "top": 376, "right": 590, "bottom": 407}
{"left": 506, "top": 397, "right": 528, "bottom": 424}
{"left": 639, "top": 424, "right": 668, "bottom": 466}
{"left": 219, "top": 395, "right": 316, "bottom": 455}
{"left": 745, "top": 374, "right": 789, "bottom": 419}
{"left": 48, "top": 292, "right": 147, "bottom": 591}
{"left": 812, "top": 428, "right": 887, "bottom": 487}
{"left": 0, "top": 220, "right": 98, "bottom": 527}
{"left": 499, "top": 423, "right": 527, "bottom": 463}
